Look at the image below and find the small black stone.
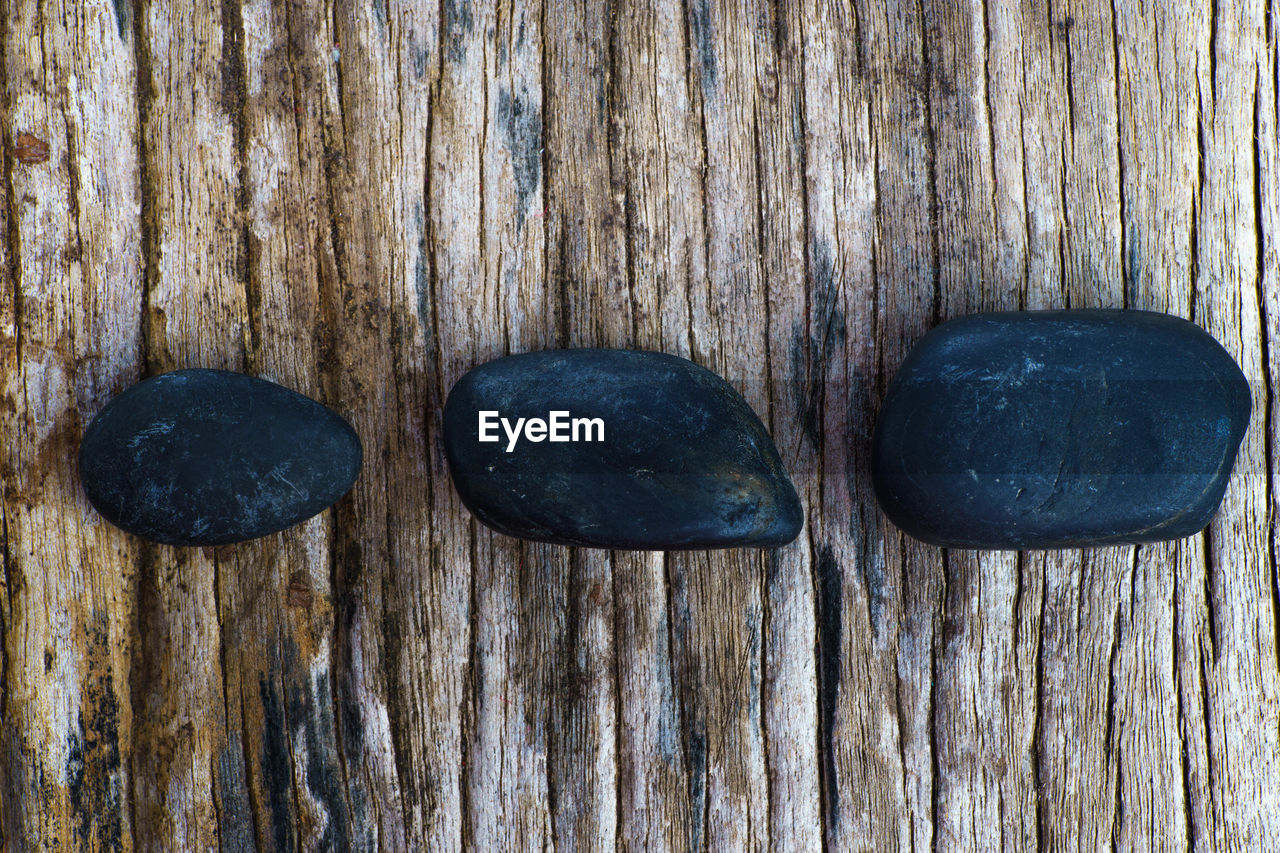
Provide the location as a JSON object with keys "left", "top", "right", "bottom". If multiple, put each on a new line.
{"left": 442, "top": 349, "right": 803, "bottom": 549}
{"left": 871, "top": 310, "right": 1251, "bottom": 549}
{"left": 79, "top": 369, "right": 362, "bottom": 546}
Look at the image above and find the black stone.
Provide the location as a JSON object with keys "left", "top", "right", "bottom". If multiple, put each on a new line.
{"left": 442, "top": 349, "right": 803, "bottom": 549}
{"left": 79, "top": 369, "right": 362, "bottom": 546}
{"left": 871, "top": 310, "right": 1251, "bottom": 549}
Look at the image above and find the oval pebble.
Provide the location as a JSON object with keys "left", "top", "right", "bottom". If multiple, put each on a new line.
{"left": 79, "top": 369, "right": 362, "bottom": 546}
{"left": 871, "top": 310, "right": 1251, "bottom": 549}
{"left": 442, "top": 349, "right": 803, "bottom": 549}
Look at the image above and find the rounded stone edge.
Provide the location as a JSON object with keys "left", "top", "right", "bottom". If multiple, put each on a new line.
{"left": 78, "top": 368, "right": 365, "bottom": 548}
{"left": 869, "top": 309, "right": 1255, "bottom": 550}
{"left": 441, "top": 348, "right": 805, "bottom": 551}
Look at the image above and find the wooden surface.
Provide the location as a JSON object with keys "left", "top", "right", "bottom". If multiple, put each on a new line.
{"left": 1, "top": 0, "right": 1277, "bottom": 850}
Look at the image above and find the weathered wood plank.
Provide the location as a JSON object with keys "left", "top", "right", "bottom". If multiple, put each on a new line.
{"left": 133, "top": 1, "right": 245, "bottom": 847}
{"left": 1110, "top": 2, "right": 1207, "bottom": 849}
{"left": 923, "top": 2, "right": 1041, "bottom": 847}
{"left": 608, "top": 0, "right": 704, "bottom": 847}
{"left": 668, "top": 0, "right": 778, "bottom": 847}
{"left": 425, "top": 0, "right": 560, "bottom": 848}
{"left": 1016, "top": 5, "right": 1137, "bottom": 851}
{"left": 324, "top": 2, "right": 438, "bottom": 848}
{"left": 1260, "top": 2, "right": 1280, "bottom": 847}
{"left": 0, "top": 1, "right": 142, "bottom": 849}
{"left": 228, "top": 1, "right": 362, "bottom": 849}
{"left": 539, "top": 2, "right": 619, "bottom": 850}
{"left": 3, "top": 2, "right": 1279, "bottom": 850}
{"left": 1194, "top": 1, "right": 1280, "bottom": 846}
{"left": 811, "top": 1, "right": 946, "bottom": 849}
{"left": 797, "top": 3, "right": 891, "bottom": 848}
{"left": 751, "top": 0, "right": 824, "bottom": 849}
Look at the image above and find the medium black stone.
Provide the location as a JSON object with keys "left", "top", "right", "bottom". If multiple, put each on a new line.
{"left": 79, "top": 369, "right": 362, "bottom": 546}
{"left": 871, "top": 310, "right": 1251, "bottom": 549}
{"left": 442, "top": 349, "right": 803, "bottom": 549}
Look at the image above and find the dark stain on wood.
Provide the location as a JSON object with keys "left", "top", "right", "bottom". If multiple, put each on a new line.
{"left": 855, "top": 504, "right": 885, "bottom": 634}
{"left": 684, "top": 721, "right": 707, "bottom": 851}
{"left": 215, "top": 732, "right": 258, "bottom": 853}
{"left": 443, "top": 0, "right": 474, "bottom": 63}
{"left": 814, "top": 543, "right": 842, "bottom": 830}
{"left": 219, "top": 0, "right": 246, "bottom": 122}
{"left": 33, "top": 410, "right": 83, "bottom": 500}
{"left": 846, "top": 368, "right": 884, "bottom": 632}
{"left": 689, "top": 0, "right": 717, "bottom": 92}
{"left": 410, "top": 31, "right": 430, "bottom": 79}
{"left": 336, "top": 662, "right": 367, "bottom": 781}
{"left": 413, "top": 201, "right": 432, "bottom": 335}
{"left": 794, "top": 239, "right": 847, "bottom": 448}
{"left": 331, "top": 534, "right": 369, "bottom": 776}
{"left": 286, "top": 662, "right": 356, "bottom": 852}
{"left": 258, "top": 673, "right": 298, "bottom": 852}
{"left": 379, "top": 579, "right": 421, "bottom": 813}
{"left": 940, "top": 554, "right": 965, "bottom": 651}
{"left": 497, "top": 85, "right": 542, "bottom": 228}
{"left": 111, "top": 0, "right": 130, "bottom": 40}
{"left": 67, "top": 615, "right": 124, "bottom": 852}
{"left": 0, "top": 508, "right": 12, "bottom": 753}
{"left": 558, "top": 558, "right": 587, "bottom": 707}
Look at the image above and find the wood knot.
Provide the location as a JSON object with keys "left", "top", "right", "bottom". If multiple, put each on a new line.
{"left": 13, "top": 133, "right": 49, "bottom": 164}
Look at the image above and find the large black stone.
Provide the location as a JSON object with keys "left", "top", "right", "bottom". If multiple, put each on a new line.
{"left": 871, "top": 310, "right": 1251, "bottom": 549}
{"left": 79, "top": 369, "right": 362, "bottom": 546}
{"left": 442, "top": 349, "right": 803, "bottom": 549}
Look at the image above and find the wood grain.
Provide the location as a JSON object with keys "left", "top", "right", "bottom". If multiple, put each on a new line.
{"left": 2, "top": 1, "right": 1277, "bottom": 850}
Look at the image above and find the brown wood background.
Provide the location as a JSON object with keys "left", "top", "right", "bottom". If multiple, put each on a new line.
{"left": 1, "top": 0, "right": 1277, "bottom": 850}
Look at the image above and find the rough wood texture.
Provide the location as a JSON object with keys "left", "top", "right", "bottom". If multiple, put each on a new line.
{"left": 1, "top": 1, "right": 1277, "bottom": 850}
